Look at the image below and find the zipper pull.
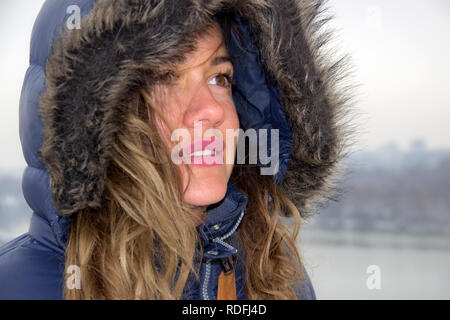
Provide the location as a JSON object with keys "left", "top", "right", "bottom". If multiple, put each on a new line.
{"left": 217, "top": 256, "right": 237, "bottom": 300}
{"left": 220, "top": 256, "right": 234, "bottom": 273}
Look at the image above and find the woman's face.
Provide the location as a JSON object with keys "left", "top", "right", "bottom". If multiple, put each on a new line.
{"left": 150, "top": 23, "right": 239, "bottom": 212}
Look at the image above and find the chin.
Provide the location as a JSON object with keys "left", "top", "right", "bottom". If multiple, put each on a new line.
{"left": 183, "top": 176, "right": 229, "bottom": 207}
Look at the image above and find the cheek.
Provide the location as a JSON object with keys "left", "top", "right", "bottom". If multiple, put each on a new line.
{"left": 149, "top": 84, "right": 185, "bottom": 127}
{"left": 232, "top": 109, "right": 239, "bottom": 131}
{"left": 224, "top": 102, "right": 240, "bottom": 165}
{"left": 150, "top": 109, "right": 172, "bottom": 146}
{"left": 225, "top": 99, "right": 239, "bottom": 130}
{"left": 149, "top": 98, "right": 185, "bottom": 147}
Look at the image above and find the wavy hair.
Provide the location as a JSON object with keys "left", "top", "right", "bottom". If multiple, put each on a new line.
{"left": 64, "top": 13, "right": 304, "bottom": 300}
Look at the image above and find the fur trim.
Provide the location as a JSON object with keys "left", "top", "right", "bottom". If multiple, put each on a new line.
{"left": 38, "top": 0, "right": 354, "bottom": 217}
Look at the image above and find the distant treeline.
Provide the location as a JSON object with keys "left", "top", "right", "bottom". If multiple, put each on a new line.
{"left": 1, "top": 140, "right": 450, "bottom": 243}
{"left": 314, "top": 142, "right": 450, "bottom": 235}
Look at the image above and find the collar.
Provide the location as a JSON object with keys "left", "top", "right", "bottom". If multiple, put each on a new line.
{"left": 197, "top": 180, "right": 248, "bottom": 259}
{"left": 28, "top": 177, "right": 248, "bottom": 255}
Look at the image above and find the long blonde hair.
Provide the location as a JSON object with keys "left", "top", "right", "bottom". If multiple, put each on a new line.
{"left": 64, "top": 17, "right": 304, "bottom": 300}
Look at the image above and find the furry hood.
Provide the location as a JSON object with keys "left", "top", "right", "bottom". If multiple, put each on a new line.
{"left": 21, "top": 0, "right": 352, "bottom": 222}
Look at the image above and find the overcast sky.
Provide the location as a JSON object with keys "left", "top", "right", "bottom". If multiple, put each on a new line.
{"left": 0, "top": 0, "right": 449, "bottom": 171}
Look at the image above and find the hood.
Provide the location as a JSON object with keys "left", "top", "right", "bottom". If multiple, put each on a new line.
{"left": 20, "top": 0, "right": 351, "bottom": 248}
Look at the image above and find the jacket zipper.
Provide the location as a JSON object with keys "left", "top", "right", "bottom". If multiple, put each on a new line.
{"left": 215, "top": 209, "right": 245, "bottom": 241}
{"left": 202, "top": 260, "right": 212, "bottom": 300}
{"left": 200, "top": 209, "right": 245, "bottom": 300}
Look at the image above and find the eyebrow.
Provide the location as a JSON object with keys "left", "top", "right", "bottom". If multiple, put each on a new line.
{"left": 210, "top": 55, "right": 233, "bottom": 67}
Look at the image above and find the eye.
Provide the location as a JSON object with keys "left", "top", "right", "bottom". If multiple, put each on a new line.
{"left": 208, "top": 73, "right": 233, "bottom": 89}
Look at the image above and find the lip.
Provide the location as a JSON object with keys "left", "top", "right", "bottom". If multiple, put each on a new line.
{"left": 182, "top": 137, "right": 225, "bottom": 166}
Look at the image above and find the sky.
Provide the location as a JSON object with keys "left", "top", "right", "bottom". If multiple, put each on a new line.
{"left": 0, "top": 0, "right": 449, "bottom": 171}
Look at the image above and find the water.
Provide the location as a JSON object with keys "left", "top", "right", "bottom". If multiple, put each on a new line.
{"left": 298, "top": 226, "right": 450, "bottom": 299}
{"left": 2, "top": 220, "right": 450, "bottom": 299}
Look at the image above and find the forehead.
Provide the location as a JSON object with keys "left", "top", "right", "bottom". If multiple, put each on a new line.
{"left": 179, "top": 24, "right": 229, "bottom": 70}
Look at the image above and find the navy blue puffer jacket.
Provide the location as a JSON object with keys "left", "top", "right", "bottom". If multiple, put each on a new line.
{"left": 0, "top": 0, "right": 351, "bottom": 299}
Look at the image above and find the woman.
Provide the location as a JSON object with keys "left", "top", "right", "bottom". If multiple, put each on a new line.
{"left": 0, "top": 0, "right": 352, "bottom": 299}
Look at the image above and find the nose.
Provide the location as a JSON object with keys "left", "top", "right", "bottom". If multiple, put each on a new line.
{"left": 183, "top": 83, "right": 225, "bottom": 128}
